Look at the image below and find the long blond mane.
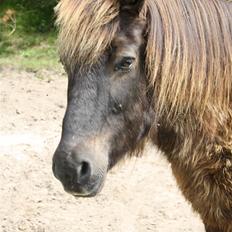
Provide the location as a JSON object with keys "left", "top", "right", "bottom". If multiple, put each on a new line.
{"left": 55, "top": 0, "right": 119, "bottom": 68}
{"left": 146, "top": 0, "right": 232, "bottom": 119}
{"left": 56, "top": 0, "right": 232, "bottom": 127}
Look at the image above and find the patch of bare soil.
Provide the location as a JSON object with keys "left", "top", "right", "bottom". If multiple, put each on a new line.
{"left": 0, "top": 67, "right": 204, "bottom": 232}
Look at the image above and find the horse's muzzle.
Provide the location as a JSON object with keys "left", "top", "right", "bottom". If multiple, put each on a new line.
{"left": 52, "top": 148, "right": 106, "bottom": 197}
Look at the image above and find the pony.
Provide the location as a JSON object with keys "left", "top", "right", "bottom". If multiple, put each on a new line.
{"left": 52, "top": 0, "right": 232, "bottom": 231}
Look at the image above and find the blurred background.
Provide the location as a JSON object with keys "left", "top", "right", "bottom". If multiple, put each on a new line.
{"left": 0, "top": 0, "right": 58, "bottom": 71}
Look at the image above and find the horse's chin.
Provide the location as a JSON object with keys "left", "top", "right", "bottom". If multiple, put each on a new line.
{"left": 64, "top": 175, "right": 106, "bottom": 198}
{"left": 65, "top": 187, "right": 101, "bottom": 198}
{"left": 73, "top": 191, "right": 98, "bottom": 198}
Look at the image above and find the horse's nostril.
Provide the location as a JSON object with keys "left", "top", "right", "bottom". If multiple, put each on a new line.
{"left": 80, "top": 161, "right": 90, "bottom": 177}
{"left": 77, "top": 161, "right": 91, "bottom": 184}
{"left": 53, "top": 150, "right": 93, "bottom": 189}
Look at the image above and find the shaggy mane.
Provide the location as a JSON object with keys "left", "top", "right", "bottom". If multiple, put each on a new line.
{"left": 56, "top": 0, "right": 232, "bottom": 125}
{"left": 55, "top": 0, "right": 119, "bottom": 69}
{"left": 145, "top": 0, "right": 232, "bottom": 120}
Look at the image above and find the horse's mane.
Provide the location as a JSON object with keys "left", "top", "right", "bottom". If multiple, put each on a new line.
{"left": 146, "top": 0, "right": 232, "bottom": 120}
{"left": 56, "top": 0, "right": 232, "bottom": 122}
{"left": 55, "top": 0, "right": 119, "bottom": 69}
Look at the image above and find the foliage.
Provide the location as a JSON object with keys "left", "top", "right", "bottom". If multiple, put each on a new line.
{"left": 0, "top": 40, "right": 61, "bottom": 71}
{"left": 0, "top": 1, "right": 59, "bottom": 71}
{"left": 0, "top": 0, "right": 57, "bottom": 32}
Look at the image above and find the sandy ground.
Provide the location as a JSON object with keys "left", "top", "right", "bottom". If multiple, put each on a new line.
{"left": 0, "top": 67, "right": 205, "bottom": 232}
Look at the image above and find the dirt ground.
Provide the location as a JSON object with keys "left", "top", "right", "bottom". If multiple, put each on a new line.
{"left": 0, "top": 67, "right": 205, "bottom": 232}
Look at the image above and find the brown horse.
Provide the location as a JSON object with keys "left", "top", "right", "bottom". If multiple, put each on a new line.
{"left": 52, "top": 0, "right": 232, "bottom": 231}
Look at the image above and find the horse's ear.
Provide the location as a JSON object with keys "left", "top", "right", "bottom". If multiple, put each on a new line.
{"left": 119, "top": 0, "right": 145, "bottom": 16}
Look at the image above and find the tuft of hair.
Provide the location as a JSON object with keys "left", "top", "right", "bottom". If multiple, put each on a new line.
{"left": 56, "top": 0, "right": 232, "bottom": 138}
{"left": 145, "top": 0, "right": 232, "bottom": 122}
{"left": 55, "top": 0, "right": 119, "bottom": 71}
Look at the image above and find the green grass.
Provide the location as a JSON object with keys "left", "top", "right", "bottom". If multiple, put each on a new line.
{"left": 0, "top": 31, "right": 61, "bottom": 71}
{"left": 0, "top": 2, "right": 61, "bottom": 72}
{"left": 0, "top": 29, "right": 61, "bottom": 71}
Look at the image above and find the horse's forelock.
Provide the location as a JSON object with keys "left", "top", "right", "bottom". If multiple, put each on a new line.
{"left": 56, "top": 0, "right": 120, "bottom": 70}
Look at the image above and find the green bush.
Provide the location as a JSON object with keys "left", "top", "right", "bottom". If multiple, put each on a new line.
{"left": 1, "top": 0, "right": 57, "bottom": 33}
{"left": 17, "top": 0, "right": 57, "bottom": 32}
{"left": 0, "top": 1, "right": 58, "bottom": 56}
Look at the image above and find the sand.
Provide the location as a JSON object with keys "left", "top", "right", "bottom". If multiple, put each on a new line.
{"left": 0, "top": 67, "right": 204, "bottom": 232}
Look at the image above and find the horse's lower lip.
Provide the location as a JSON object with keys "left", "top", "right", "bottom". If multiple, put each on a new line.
{"left": 60, "top": 171, "right": 107, "bottom": 198}
{"left": 73, "top": 191, "right": 97, "bottom": 198}
{"left": 66, "top": 188, "right": 98, "bottom": 198}
{"left": 64, "top": 181, "right": 102, "bottom": 198}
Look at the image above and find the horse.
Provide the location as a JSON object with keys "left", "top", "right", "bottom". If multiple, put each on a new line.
{"left": 52, "top": 0, "right": 232, "bottom": 231}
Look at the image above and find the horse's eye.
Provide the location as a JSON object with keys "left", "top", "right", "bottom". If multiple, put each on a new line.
{"left": 111, "top": 101, "right": 123, "bottom": 114}
{"left": 114, "top": 57, "right": 135, "bottom": 72}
